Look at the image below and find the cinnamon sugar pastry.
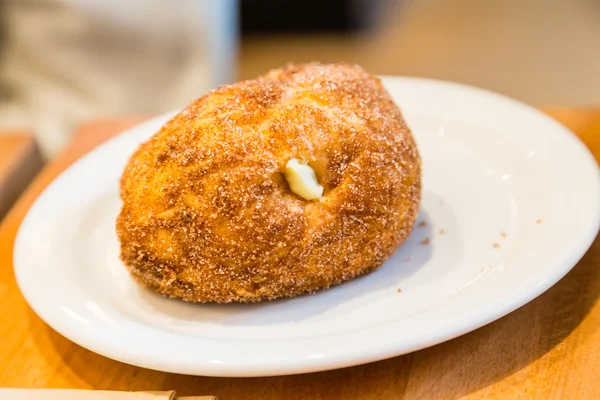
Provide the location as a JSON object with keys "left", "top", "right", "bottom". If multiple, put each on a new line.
{"left": 117, "top": 63, "right": 421, "bottom": 303}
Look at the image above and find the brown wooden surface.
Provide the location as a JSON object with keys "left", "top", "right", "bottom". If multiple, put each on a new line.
{"left": 0, "top": 134, "right": 44, "bottom": 221}
{"left": 0, "top": 110, "right": 599, "bottom": 399}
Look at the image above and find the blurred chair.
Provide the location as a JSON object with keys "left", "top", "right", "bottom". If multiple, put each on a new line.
{"left": 0, "top": 0, "right": 238, "bottom": 158}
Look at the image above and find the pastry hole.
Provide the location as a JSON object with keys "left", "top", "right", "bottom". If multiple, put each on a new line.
{"left": 284, "top": 158, "right": 323, "bottom": 200}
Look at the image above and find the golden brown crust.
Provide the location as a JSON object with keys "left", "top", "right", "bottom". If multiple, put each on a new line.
{"left": 116, "top": 63, "right": 421, "bottom": 303}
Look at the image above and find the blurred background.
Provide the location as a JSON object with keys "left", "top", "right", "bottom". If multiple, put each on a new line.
{"left": 1, "top": 0, "right": 599, "bottom": 158}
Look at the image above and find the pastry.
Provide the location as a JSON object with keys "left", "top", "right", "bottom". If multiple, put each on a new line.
{"left": 117, "top": 63, "right": 421, "bottom": 302}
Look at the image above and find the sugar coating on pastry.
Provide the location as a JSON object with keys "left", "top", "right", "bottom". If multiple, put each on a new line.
{"left": 117, "top": 63, "right": 421, "bottom": 303}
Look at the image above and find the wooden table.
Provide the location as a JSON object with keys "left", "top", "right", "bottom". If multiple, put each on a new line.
{"left": 0, "top": 134, "right": 43, "bottom": 220}
{"left": 1, "top": 110, "right": 599, "bottom": 399}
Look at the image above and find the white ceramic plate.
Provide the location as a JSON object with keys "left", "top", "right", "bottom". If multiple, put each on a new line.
{"left": 14, "top": 77, "right": 600, "bottom": 377}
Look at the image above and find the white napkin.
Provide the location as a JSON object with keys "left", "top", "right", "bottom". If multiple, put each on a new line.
{"left": 0, "top": 389, "right": 216, "bottom": 400}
